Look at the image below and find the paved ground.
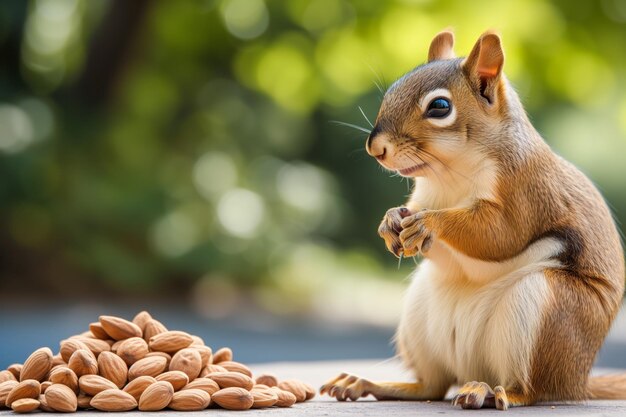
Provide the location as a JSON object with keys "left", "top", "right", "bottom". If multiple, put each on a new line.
{"left": 3, "top": 303, "right": 626, "bottom": 415}
{"left": 3, "top": 360, "right": 626, "bottom": 416}
{"left": 254, "top": 360, "right": 626, "bottom": 416}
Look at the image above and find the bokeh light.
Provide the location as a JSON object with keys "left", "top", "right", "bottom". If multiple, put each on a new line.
{"left": 220, "top": 0, "right": 269, "bottom": 40}
{"left": 0, "top": 104, "right": 35, "bottom": 153}
{"left": 193, "top": 151, "right": 239, "bottom": 200}
{"left": 217, "top": 188, "right": 265, "bottom": 239}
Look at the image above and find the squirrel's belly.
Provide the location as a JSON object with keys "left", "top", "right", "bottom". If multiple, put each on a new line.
{"left": 397, "top": 254, "right": 553, "bottom": 387}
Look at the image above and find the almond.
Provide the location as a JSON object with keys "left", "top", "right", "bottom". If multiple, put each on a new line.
{"left": 38, "top": 393, "right": 54, "bottom": 411}
{"left": 59, "top": 339, "right": 92, "bottom": 363}
{"left": 20, "top": 347, "right": 53, "bottom": 382}
{"left": 169, "top": 388, "right": 210, "bottom": 411}
{"left": 303, "top": 382, "right": 316, "bottom": 400}
{"left": 148, "top": 330, "right": 193, "bottom": 353}
{"left": 67, "top": 349, "right": 98, "bottom": 377}
{"left": 11, "top": 397, "right": 40, "bottom": 413}
{"left": 212, "top": 347, "right": 233, "bottom": 364}
{"left": 182, "top": 378, "right": 220, "bottom": 396}
{"left": 191, "top": 344, "right": 212, "bottom": 367}
{"left": 142, "top": 319, "right": 167, "bottom": 343}
{"left": 156, "top": 371, "right": 189, "bottom": 391}
{"left": 48, "top": 367, "right": 78, "bottom": 393}
{"left": 145, "top": 351, "right": 171, "bottom": 367}
{"left": 78, "top": 374, "right": 118, "bottom": 396}
{"left": 211, "top": 387, "right": 253, "bottom": 410}
{"left": 0, "top": 370, "right": 16, "bottom": 383}
{"left": 278, "top": 379, "right": 307, "bottom": 402}
{"left": 251, "top": 388, "right": 278, "bottom": 408}
{"left": 122, "top": 376, "right": 156, "bottom": 401}
{"left": 208, "top": 371, "right": 254, "bottom": 391}
{"left": 97, "top": 351, "right": 128, "bottom": 388}
{"left": 40, "top": 381, "right": 52, "bottom": 393}
{"left": 90, "top": 389, "right": 137, "bottom": 412}
{"left": 132, "top": 311, "right": 152, "bottom": 331}
{"left": 219, "top": 360, "right": 252, "bottom": 377}
{"left": 51, "top": 354, "right": 66, "bottom": 367}
{"left": 128, "top": 356, "right": 167, "bottom": 380}
{"left": 76, "top": 393, "right": 92, "bottom": 409}
{"left": 7, "top": 364, "right": 22, "bottom": 380}
{"left": 6, "top": 379, "right": 40, "bottom": 407}
{"left": 88, "top": 322, "right": 110, "bottom": 340}
{"left": 138, "top": 381, "right": 174, "bottom": 411}
{"left": 169, "top": 348, "right": 202, "bottom": 380}
{"left": 107, "top": 340, "right": 118, "bottom": 353}
{"left": 271, "top": 387, "right": 297, "bottom": 407}
{"left": 200, "top": 364, "right": 227, "bottom": 377}
{"left": 76, "top": 330, "right": 95, "bottom": 339}
{"left": 74, "top": 337, "right": 110, "bottom": 357}
{"left": 0, "top": 380, "right": 19, "bottom": 407}
{"left": 99, "top": 315, "right": 142, "bottom": 340}
{"left": 116, "top": 337, "right": 149, "bottom": 366}
{"left": 190, "top": 335, "right": 205, "bottom": 346}
{"left": 44, "top": 383, "right": 77, "bottom": 412}
{"left": 255, "top": 374, "right": 278, "bottom": 387}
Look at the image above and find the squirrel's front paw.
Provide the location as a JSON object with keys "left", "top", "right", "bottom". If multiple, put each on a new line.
{"left": 378, "top": 207, "right": 412, "bottom": 258}
{"left": 399, "top": 210, "right": 434, "bottom": 257}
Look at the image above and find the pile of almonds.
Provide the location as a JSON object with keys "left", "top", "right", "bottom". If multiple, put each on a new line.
{"left": 0, "top": 311, "right": 315, "bottom": 413}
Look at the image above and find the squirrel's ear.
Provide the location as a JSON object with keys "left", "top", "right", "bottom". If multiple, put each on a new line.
{"left": 462, "top": 31, "right": 504, "bottom": 103}
{"left": 428, "top": 30, "right": 455, "bottom": 62}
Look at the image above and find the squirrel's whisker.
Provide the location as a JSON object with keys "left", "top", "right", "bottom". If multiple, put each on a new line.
{"left": 365, "top": 63, "right": 387, "bottom": 96}
{"left": 358, "top": 106, "right": 374, "bottom": 128}
{"left": 330, "top": 120, "right": 372, "bottom": 135}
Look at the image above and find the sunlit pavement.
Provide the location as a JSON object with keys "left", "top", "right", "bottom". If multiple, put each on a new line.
{"left": 1, "top": 360, "right": 626, "bottom": 416}
{"left": 254, "top": 360, "right": 626, "bottom": 415}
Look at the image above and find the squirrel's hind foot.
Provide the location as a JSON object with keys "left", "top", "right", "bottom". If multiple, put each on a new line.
{"left": 452, "top": 381, "right": 523, "bottom": 410}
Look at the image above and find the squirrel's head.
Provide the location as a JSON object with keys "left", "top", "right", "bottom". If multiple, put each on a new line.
{"left": 366, "top": 30, "right": 509, "bottom": 177}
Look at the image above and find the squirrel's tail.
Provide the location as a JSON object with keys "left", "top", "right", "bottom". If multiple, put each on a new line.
{"left": 587, "top": 374, "right": 626, "bottom": 399}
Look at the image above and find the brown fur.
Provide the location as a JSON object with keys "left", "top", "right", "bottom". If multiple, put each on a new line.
{"left": 588, "top": 375, "right": 626, "bottom": 399}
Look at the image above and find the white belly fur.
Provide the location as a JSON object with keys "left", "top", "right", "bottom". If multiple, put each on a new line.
{"left": 397, "top": 237, "right": 562, "bottom": 389}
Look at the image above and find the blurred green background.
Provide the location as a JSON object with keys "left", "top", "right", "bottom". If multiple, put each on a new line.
{"left": 1, "top": 0, "right": 625, "bottom": 328}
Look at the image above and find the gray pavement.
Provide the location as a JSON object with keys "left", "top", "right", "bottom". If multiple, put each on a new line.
{"left": 3, "top": 303, "right": 626, "bottom": 415}
{"left": 3, "top": 360, "right": 626, "bottom": 416}
{"left": 255, "top": 360, "right": 626, "bottom": 416}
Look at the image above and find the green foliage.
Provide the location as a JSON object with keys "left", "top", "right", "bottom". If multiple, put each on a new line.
{"left": 1, "top": 0, "right": 625, "bottom": 313}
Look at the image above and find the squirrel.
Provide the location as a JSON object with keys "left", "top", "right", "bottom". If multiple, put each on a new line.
{"left": 320, "top": 30, "right": 625, "bottom": 410}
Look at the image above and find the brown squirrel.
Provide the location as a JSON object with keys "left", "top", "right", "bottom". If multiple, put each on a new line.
{"left": 320, "top": 30, "right": 625, "bottom": 410}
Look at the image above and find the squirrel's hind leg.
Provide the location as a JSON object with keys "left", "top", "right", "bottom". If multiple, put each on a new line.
{"left": 320, "top": 373, "right": 448, "bottom": 401}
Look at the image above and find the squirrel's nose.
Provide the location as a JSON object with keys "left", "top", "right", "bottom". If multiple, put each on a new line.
{"left": 366, "top": 132, "right": 389, "bottom": 161}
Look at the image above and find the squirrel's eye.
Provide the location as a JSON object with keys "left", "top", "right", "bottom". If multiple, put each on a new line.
{"left": 426, "top": 98, "right": 451, "bottom": 118}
